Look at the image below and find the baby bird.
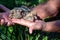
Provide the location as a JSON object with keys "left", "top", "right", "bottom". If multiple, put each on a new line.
{"left": 9, "top": 6, "right": 38, "bottom": 21}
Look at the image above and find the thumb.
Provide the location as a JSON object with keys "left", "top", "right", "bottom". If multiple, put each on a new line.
{"left": 29, "top": 27, "right": 33, "bottom": 34}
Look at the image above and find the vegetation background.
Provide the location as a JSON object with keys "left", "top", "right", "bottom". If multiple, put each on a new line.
{"left": 0, "top": 0, "right": 60, "bottom": 40}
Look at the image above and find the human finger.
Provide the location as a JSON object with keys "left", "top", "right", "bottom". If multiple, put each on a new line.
{"left": 7, "top": 18, "right": 14, "bottom": 26}
{"left": 29, "top": 27, "right": 33, "bottom": 34}
{"left": 1, "top": 19, "right": 5, "bottom": 25}
{"left": 12, "top": 19, "right": 21, "bottom": 23}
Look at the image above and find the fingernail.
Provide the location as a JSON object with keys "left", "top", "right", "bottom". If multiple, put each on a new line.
{"left": 30, "top": 31, "right": 32, "bottom": 34}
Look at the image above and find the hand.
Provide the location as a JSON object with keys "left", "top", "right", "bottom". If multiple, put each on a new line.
{"left": 0, "top": 12, "right": 14, "bottom": 26}
{"left": 12, "top": 19, "right": 46, "bottom": 34}
{"left": 0, "top": 4, "right": 14, "bottom": 26}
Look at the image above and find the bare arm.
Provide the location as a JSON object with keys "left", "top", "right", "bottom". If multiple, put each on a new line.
{"left": 0, "top": 4, "right": 10, "bottom": 17}
{"left": 43, "top": 20, "right": 60, "bottom": 32}
{"left": 0, "top": 4, "right": 10, "bottom": 12}
{"left": 31, "top": 0, "right": 60, "bottom": 19}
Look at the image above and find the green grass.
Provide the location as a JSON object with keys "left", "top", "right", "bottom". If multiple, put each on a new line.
{"left": 0, "top": 25, "right": 60, "bottom": 40}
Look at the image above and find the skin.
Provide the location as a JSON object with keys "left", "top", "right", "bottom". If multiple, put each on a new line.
{"left": 0, "top": 4, "right": 13, "bottom": 26}
{"left": 11, "top": 0, "right": 60, "bottom": 34}
{"left": 31, "top": 0, "right": 60, "bottom": 19}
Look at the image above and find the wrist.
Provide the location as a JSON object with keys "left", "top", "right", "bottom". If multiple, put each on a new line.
{"left": 31, "top": 20, "right": 46, "bottom": 30}
{"left": 41, "top": 21, "right": 46, "bottom": 31}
